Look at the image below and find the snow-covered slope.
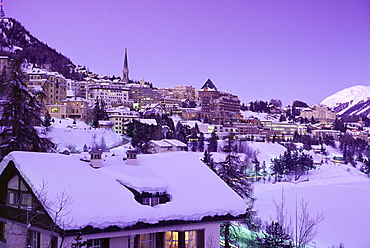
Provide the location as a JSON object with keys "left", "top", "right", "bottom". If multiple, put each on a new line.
{"left": 254, "top": 162, "right": 370, "bottom": 247}
{"left": 321, "top": 85, "right": 370, "bottom": 117}
{"left": 41, "top": 118, "right": 123, "bottom": 152}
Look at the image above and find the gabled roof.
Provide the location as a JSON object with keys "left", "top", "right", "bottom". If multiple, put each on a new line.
{"left": 201, "top": 79, "right": 218, "bottom": 90}
{"left": 150, "top": 140, "right": 173, "bottom": 147}
{"left": 163, "top": 139, "right": 187, "bottom": 147}
{"left": 0, "top": 151, "right": 246, "bottom": 231}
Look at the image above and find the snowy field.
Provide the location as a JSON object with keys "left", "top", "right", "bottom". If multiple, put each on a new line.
{"left": 40, "top": 118, "right": 124, "bottom": 152}
{"left": 254, "top": 162, "right": 370, "bottom": 247}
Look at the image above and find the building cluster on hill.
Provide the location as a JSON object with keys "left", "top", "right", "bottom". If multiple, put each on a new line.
{"left": 1, "top": 51, "right": 369, "bottom": 146}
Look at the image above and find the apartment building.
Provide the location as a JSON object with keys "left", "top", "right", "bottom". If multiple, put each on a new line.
{"left": 87, "top": 80, "right": 132, "bottom": 108}
{"left": 47, "top": 97, "right": 90, "bottom": 121}
{"left": 108, "top": 107, "right": 138, "bottom": 134}
{"left": 129, "top": 85, "right": 162, "bottom": 108}
{"left": 198, "top": 79, "right": 241, "bottom": 125}
{"left": 25, "top": 68, "right": 67, "bottom": 105}
{"left": 300, "top": 105, "right": 336, "bottom": 124}
{"left": 173, "top": 85, "right": 197, "bottom": 101}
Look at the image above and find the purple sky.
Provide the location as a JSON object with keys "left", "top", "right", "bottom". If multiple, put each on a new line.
{"left": 5, "top": 0, "right": 370, "bottom": 106}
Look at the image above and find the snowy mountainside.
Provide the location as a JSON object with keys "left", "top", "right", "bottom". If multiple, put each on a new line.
{"left": 0, "top": 18, "right": 81, "bottom": 80}
{"left": 321, "top": 85, "right": 370, "bottom": 117}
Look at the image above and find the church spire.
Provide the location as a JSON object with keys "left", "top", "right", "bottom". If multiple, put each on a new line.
{"left": 0, "top": 0, "right": 5, "bottom": 19}
{"left": 122, "top": 48, "right": 129, "bottom": 83}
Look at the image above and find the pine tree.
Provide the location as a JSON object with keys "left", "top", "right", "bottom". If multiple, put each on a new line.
{"left": 255, "top": 221, "right": 293, "bottom": 248}
{"left": 100, "top": 99, "right": 109, "bottom": 120}
{"left": 216, "top": 133, "right": 255, "bottom": 248}
{"left": 362, "top": 158, "right": 370, "bottom": 177}
{"left": 202, "top": 149, "right": 215, "bottom": 171}
{"left": 43, "top": 111, "right": 52, "bottom": 127}
{"left": 208, "top": 131, "right": 218, "bottom": 152}
{"left": 92, "top": 97, "right": 100, "bottom": 128}
{"left": 0, "top": 57, "right": 54, "bottom": 159}
{"left": 198, "top": 132, "right": 205, "bottom": 152}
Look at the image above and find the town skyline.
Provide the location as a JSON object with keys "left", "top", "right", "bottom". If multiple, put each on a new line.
{"left": 5, "top": 0, "right": 370, "bottom": 106}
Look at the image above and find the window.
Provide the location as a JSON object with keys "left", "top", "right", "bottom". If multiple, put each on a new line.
{"left": 91, "top": 239, "right": 100, "bottom": 248}
{"left": 87, "top": 238, "right": 109, "bottom": 248}
{"left": 51, "top": 108, "right": 60, "bottom": 113}
{"left": 6, "top": 175, "right": 33, "bottom": 208}
{"left": 51, "top": 236, "right": 58, "bottom": 248}
{"left": 165, "top": 231, "right": 178, "bottom": 248}
{"left": 184, "top": 231, "right": 197, "bottom": 248}
{"left": 139, "top": 233, "right": 154, "bottom": 248}
{"left": 27, "top": 230, "right": 40, "bottom": 248}
{"left": 142, "top": 197, "right": 159, "bottom": 207}
{"left": 165, "top": 230, "right": 203, "bottom": 248}
{"left": 0, "top": 222, "right": 6, "bottom": 242}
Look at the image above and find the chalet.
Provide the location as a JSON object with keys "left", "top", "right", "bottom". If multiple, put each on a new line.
{"left": 0, "top": 151, "right": 246, "bottom": 248}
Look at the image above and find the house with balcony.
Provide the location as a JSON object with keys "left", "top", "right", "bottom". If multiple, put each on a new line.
{"left": 0, "top": 151, "right": 246, "bottom": 248}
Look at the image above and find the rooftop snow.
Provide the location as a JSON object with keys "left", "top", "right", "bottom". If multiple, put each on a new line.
{"left": 139, "top": 119, "right": 157, "bottom": 125}
{"left": 0, "top": 151, "right": 246, "bottom": 230}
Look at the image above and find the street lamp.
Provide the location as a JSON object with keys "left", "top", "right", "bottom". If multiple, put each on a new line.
{"left": 288, "top": 178, "right": 309, "bottom": 248}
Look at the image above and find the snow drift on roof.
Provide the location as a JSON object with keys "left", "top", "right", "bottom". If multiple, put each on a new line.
{"left": 0, "top": 151, "right": 246, "bottom": 230}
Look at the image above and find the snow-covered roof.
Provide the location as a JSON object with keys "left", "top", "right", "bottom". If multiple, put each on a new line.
{"left": 150, "top": 140, "right": 172, "bottom": 147}
{"left": 0, "top": 151, "right": 246, "bottom": 230}
{"left": 240, "top": 111, "right": 272, "bottom": 121}
{"left": 163, "top": 139, "right": 187, "bottom": 147}
{"left": 139, "top": 119, "right": 157, "bottom": 125}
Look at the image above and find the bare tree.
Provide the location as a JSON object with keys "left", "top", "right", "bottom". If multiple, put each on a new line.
{"left": 34, "top": 182, "right": 73, "bottom": 248}
{"left": 273, "top": 189, "right": 293, "bottom": 240}
{"left": 6, "top": 181, "right": 72, "bottom": 248}
{"left": 297, "top": 200, "right": 324, "bottom": 248}
{"left": 272, "top": 189, "right": 324, "bottom": 248}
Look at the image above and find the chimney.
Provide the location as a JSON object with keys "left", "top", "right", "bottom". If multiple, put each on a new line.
{"left": 89, "top": 148, "right": 103, "bottom": 168}
{"left": 126, "top": 149, "right": 138, "bottom": 165}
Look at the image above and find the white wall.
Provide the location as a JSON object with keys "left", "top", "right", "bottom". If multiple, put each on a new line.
{"left": 65, "top": 221, "right": 221, "bottom": 248}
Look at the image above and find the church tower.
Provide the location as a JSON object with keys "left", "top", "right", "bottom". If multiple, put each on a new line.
{"left": 0, "top": 0, "right": 5, "bottom": 19}
{"left": 122, "top": 48, "right": 129, "bottom": 83}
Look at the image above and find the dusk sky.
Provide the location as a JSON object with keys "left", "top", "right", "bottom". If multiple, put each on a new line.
{"left": 5, "top": 0, "right": 370, "bottom": 106}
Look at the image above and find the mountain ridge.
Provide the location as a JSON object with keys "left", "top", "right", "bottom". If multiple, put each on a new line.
{"left": 321, "top": 85, "right": 370, "bottom": 117}
{"left": 0, "top": 17, "right": 82, "bottom": 80}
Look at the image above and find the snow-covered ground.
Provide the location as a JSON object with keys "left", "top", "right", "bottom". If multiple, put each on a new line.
{"left": 254, "top": 162, "right": 370, "bottom": 247}
{"left": 321, "top": 85, "right": 370, "bottom": 109}
{"left": 41, "top": 118, "right": 124, "bottom": 152}
{"left": 35, "top": 119, "right": 370, "bottom": 246}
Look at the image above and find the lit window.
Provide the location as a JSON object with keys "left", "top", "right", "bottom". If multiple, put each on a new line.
{"left": 165, "top": 231, "right": 178, "bottom": 248}
{"left": 140, "top": 233, "right": 154, "bottom": 248}
{"left": 165, "top": 231, "right": 198, "bottom": 248}
{"left": 0, "top": 222, "right": 6, "bottom": 242}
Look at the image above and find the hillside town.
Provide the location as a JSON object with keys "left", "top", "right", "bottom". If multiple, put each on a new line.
{"left": 1, "top": 50, "right": 368, "bottom": 150}
{"left": 1, "top": 7, "right": 370, "bottom": 248}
